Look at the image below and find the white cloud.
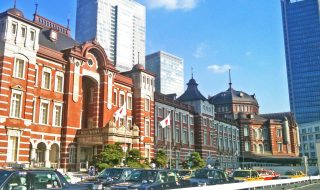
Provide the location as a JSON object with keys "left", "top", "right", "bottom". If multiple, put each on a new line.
{"left": 147, "top": 0, "right": 199, "bottom": 10}
{"left": 245, "top": 51, "right": 252, "bottom": 57}
{"left": 193, "top": 42, "right": 206, "bottom": 58}
{"left": 207, "top": 64, "right": 231, "bottom": 73}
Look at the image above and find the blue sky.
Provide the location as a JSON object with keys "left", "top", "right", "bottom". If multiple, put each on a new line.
{"left": 1, "top": 0, "right": 289, "bottom": 114}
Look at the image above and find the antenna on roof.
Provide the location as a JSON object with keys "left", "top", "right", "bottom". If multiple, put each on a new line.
{"left": 33, "top": 1, "right": 38, "bottom": 21}
{"left": 191, "top": 67, "right": 194, "bottom": 79}
{"left": 67, "top": 18, "right": 70, "bottom": 29}
{"left": 228, "top": 69, "right": 232, "bottom": 88}
{"left": 13, "top": 0, "right": 17, "bottom": 8}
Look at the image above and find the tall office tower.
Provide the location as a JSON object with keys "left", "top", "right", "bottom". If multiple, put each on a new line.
{"left": 75, "top": 0, "right": 146, "bottom": 72}
{"left": 281, "top": 0, "right": 320, "bottom": 124}
{"left": 145, "top": 51, "right": 184, "bottom": 96}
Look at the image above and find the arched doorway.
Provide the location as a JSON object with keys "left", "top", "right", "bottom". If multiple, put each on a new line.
{"left": 50, "top": 144, "right": 60, "bottom": 168}
{"left": 81, "top": 76, "right": 99, "bottom": 129}
{"left": 36, "top": 142, "right": 46, "bottom": 167}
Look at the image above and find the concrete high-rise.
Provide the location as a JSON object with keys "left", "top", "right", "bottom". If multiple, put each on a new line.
{"left": 75, "top": 0, "right": 146, "bottom": 72}
{"left": 281, "top": 0, "right": 320, "bottom": 124}
{"left": 146, "top": 51, "right": 184, "bottom": 96}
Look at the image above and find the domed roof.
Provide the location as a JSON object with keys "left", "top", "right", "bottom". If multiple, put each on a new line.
{"left": 6, "top": 8, "right": 24, "bottom": 18}
{"left": 177, "top": 77, "right": 207, "bottom": 102}
{"left": 132, "top": 64, "right": 144, "bottom": 71}
{"left": 209, "top": 86, "right": 258, "bottom": 106}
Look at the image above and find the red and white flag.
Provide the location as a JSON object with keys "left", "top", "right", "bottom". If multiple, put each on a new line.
{"left": 114, "top": 103, "right": 127, "bottom": 121}
{"left": 160, "top": 114, "right": 171, "bottom": 128}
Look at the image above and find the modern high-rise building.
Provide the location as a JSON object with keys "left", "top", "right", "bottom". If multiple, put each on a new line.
{"left": 145, "top": 51, "right": 184, "bottom": 96}
{"left": 281, "top": 0, "right": 320, "bottom": 124}
{"left": 75, "top": 0, "right": 146, "bottom": 72}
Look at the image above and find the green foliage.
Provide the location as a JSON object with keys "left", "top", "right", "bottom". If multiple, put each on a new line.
{"left": 126, "top": 149, "right": 150, "bottom": 169}
{"left": 92, "top": 142, "right": 124, "bottom": 170}
{"left": 151, "top": 149, "right": 168, "bottom": 169}
{"left": 183, "top": 152, "right": 205, "bottom": 169}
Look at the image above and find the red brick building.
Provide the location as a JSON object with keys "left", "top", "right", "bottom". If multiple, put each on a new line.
{"left": 0, "top": 8, "right": 155, "bottom": 171}
{"left": 210, "top": 82, "right": 300, "bottom": 167}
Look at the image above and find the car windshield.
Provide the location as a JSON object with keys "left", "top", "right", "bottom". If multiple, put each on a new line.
{"left": 232, "top": 171, "right": 251, "bottom": 177}
{"left": 0, "top": 170, "right": 13, "bottom": 184}
{"left": 97, "top": 169, "right": 123, "bottom": 180}
{"left": 194, "top": 169, "right": 209, "bottom": 178}
{"left": 127, "top": 170, "right": 158, "bottom": 182}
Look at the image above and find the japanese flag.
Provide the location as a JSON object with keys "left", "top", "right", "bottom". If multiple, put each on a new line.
{"left": 160, "top": 114, "right": 171, "bottom": 128}
{"left": 114, "top": 104, "right": 127, "bottom": 121}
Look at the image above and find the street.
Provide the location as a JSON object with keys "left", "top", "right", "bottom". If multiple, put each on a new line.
{"left": 260, "top": 181, "right": 320, "bottom": 190}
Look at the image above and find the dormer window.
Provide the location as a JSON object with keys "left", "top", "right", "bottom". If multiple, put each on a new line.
{"left": 49, "top": 30, "right": 57, "bottom": 41}
{"left": 239, "top": 92, "right": 244, "bottom": 97}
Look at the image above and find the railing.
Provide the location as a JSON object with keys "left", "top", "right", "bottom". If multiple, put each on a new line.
{"left": 176, "top": 176, "right": 320, "bottom": 190}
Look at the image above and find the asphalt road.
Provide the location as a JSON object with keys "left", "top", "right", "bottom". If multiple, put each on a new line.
{"left": 259, "top": 181, "right": 320, "bottom": 190}
{"left": 287, "top": 183, "right": 320, "bottom": 190}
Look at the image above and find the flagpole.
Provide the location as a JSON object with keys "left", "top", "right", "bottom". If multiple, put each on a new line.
{"left": 169, "top": 123, "right": 172, "bottom": 169}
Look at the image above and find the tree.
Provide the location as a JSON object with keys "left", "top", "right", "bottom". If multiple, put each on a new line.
{"left": 183, "top": 152, "right": 205, "bottom": 169}
{"left": 91, "top": 142, "right": 124, "bottom": 170}
{"left": 126, "top": 149, "right": 150, "bottom": 169}
{"left": 152, "top": 149, "right": 168, "bottom": 169}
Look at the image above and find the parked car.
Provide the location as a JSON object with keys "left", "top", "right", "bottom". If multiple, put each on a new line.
{"left": 257, "top": 169, "right": 280, "bottom": 180}
{"left": 93, "top": 168, "right": 135, "bottom": 188}
{"left": 280, "top": 170, "right": 306, "bottom": 179}
{"left": 232, "top": 170, "right": 264, "bottom": 182}
{"left": 110, "top": 169, "right": 180, "bottom": 190}
{"left": 188, "top": 168, "right": 229, "bottom": 187}
{"left": 0, "top": 168, "right": 98, "bottom": 190}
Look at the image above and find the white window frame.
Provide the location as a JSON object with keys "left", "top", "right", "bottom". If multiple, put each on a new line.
{"left": 34, "top": 64, "right": 38, "bottom": 87}
{"left": 145, "top": 119, "right": 150, "bottom": 137}
{"left": 42, "top": 67, "right": 52, "bottom": 90}
{"left": 127, "top": 94, "right": 132, "bottom": 110}
{"left": 39, "top": 99, "right": 50, "bottom": 125}
{"left": 127, "top": 117, "right": 132, "bottom": 129}
{"left": 190, "top": 130, "right": 194, "bottom": 145}
{"left": 145, "top": 97, "right": 150, "bottom": 111}
{"left": 13, "top": 57, "right": 26, "bottom": 79}
{"left": 10, "top": 89, "right": 23, "bottom": 118}
{"left": 54, "top": 71, "right": 64, "bottom": 93}
{"left": 30, "top": 29, "right": 35, "bottom": 41}
{"left": 21, "top": 25, "right": 27, "bottom": 39}
{"left": 11, "top": 22, "right": 17, "bottom": 35}
{"left": 244, "top": 126, "right": 249, "bottom": 137}
{"left": 7, "top": 130, "right": 20, "bottom": 162}
{"left": 113, "top": 89, "right": 118, "bottom": 106}
{"left": 245, "top": 141, "right": 250, "bottom": 151}
{"left": 53, "top": 102, "right": 63, "bottom": 127}
{"left": 119, "top": 91, "right": 125, "bottom": 106}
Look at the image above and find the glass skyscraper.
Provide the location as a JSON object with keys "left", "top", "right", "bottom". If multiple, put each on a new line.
{"left": 281, "top": 0, "right": 320, "bottom": 124}
{"left": 146, "top": 51, "right": 184, "bottom": 96}
{"left": 75, "top": 0, "right": 146, "bottom": 72}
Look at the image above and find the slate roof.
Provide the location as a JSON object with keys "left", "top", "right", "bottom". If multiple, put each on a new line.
{"left": 38, "top": 29, "right": 79, "bottom": 51}
{"left": 259, "top": 112, "right": 293, "bottom": 121}
{"left": 177, "top": 78, "right": 207, "bottom": 102}
{"left": 209, "top": 86, "right": 258, "bottom": 106}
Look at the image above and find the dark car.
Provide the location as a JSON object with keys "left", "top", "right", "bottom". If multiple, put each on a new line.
{"left": 188, "top": 168, "right": 229, "bottom": 187}
{"left": 91, "top": 168, "right": 134, "bottom": 189}
{"left": 110, "top": 169, "right": 180, "bottom": 190}
{"left": 0, "top": 169, "right": 95, "bottom": 190}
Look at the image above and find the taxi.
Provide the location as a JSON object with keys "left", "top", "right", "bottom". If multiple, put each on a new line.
{"left": 232, "top": 170, "right": 264, "bottom": 182}
{"left": 257, "top": 169, "right": 280, "bottom": 180}
{"left": 283, "top": 170, "right": 306, "bottom": 178}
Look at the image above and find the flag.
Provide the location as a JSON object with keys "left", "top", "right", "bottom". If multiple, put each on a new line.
{"left": 114, "top": 103, "right": 126, "bottom": 121}
{"left": 160, "top": 114, "right": 171, "bottom": 128}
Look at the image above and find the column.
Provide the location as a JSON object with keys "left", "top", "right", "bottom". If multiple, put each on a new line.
{"left": 45, "top": 148, "right": 50, "bottom": 168}
{"left": 30, "top": 148, "right": 36, "bottom": 166}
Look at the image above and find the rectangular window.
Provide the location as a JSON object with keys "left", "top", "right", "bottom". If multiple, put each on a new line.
{"left": 10, "top": 91, "right": 22, "bottom": 118}
{"left": 21, "top": 26, "right": 26, "bottom": 38}
{"left": 190, "top": 130, "right": 194, "bottom": 144}
{"left": 203, "top": 130, "right": 207, "bottom": 145}
{"left": 183, "top": 129, "right": 187, "bottom": 144}
{"left": 127, "top": 118, "right": 132, "bottom": 129}
{"left": 175, "top": 128, "right": 180, "bottom": 143}
{"left": 158, "top": 107, "right": 163, "bottom": 117}
{"left": 30, "top": 30, "right": 35, "bottom": 41}
{"left": 244, "top": 127, "right": 249, "bottom": 137}
{"left": 276, "top": 129, "right": 282, "bottom": 137}
{"left": 210, "top": 132, "right": 214, "bottom": 146}
{"left": 42, "top": 68, "right": 51, "bottom": 89}
{"left": 119, "top": 93, "right": 125, "bottom": 106}
{"left": 145, "top": 120, "right": 150, "bottom": 137}
{"left": 119, "top": 118, "right": 124, "bottom": 127}
{"left": 12, "top": 23, "right": 17, "bottom": 34}
{"left": 190, "top": 116, "right": 194, "bottom": 125}
{"left": 145, "top": 98, "right": 150, "bottom": 111}
{"left": 127, "top": 95, "right": 132, "bottom": 110}
{"left": 113, "top": 90, "right": 117, "bottom": 106}
{"left": 69, "top": 146, "right": 76, "bottom": 164}
{"left": 55, "top": 72, "right": 63, "bottom": 92}
{"left": 277, "top": 143, "right": 283, "bottom": 152}
{"left": 183, "top": 115, "right": 187, "bottom": 123}
{"left": 7, "top": 136, "right": 18, "bottom": 162}
{"left": 40, "top": 101, "right": 49, "bottom": 125}
{"left": 245, "top": 141, "right": 250, "bottom": 151}
{"left": 175, "top": 113, "right": 179, "bottom": 121}
{"left": 53, "top": 104, "right": 62, "bottom": 126}
{"left": 13, "top": 58, "right": 25, "bottom": 78}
